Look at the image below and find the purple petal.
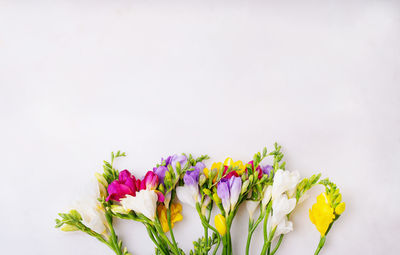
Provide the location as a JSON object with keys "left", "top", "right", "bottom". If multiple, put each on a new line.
{"left": 153, "top": 166, "right": 168, "bottom": 184}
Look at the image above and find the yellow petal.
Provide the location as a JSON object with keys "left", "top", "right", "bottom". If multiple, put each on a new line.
{"left": 224, "top": 158, "right": 233, "bottom": 167}
{"left": 203, "top": 168, "right": 209, "bottom": 178}
{"left": 335, "top": 202, "right": 346, "bottom": 215}
{"left": 309, "top": 193, "right": 335, "bottom": 236}
{"left": 214, "top": 214, "right": 226, "bottom": 236}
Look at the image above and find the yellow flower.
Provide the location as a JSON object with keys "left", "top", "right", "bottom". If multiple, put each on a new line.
{"left": 309, "top": 193, "right": 335, "bottom": 236}
{"left": 203, "top": 158, "right": 245, "bottom": 183}
{"left": 157, "top": 203, "right": 183, "bottom": 232}
{"left": 214, "top": 214, "right": 226, "bottom": 236}
{"left": 335, "top": 202, "right": 346, "bottom": 215}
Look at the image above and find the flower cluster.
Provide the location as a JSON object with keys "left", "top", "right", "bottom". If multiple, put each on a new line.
{"left": 55, "top": 145, "right": 346, "bottom": 255}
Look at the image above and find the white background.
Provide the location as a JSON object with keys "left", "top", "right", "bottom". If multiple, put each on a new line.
{"left": 1, "top": 0, "right": 400, "bottom": 254}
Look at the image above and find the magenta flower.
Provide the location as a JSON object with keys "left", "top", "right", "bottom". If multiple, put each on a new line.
{"left": 106, "top": 170, "right": 137, "bottom": 202}
{"left": 141, "top": 171, "right": 159, "bottom": 190}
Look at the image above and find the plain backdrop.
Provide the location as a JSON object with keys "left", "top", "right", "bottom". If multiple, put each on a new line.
{"left": 1, "top": 0, "right": 400, "bottom": 254}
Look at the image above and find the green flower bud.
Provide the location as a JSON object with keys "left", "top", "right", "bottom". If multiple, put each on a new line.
{"left": 203, "top": 188, "right": 211, "bottom": 196}
{"left": 241, "top": 180, "right": 250, "bottom": 194}
{"left": 199, "top": 174, "right": 207, "bottom": 186}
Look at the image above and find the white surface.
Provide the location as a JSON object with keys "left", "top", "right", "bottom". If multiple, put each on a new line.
{"left": 1, "top": 1, "right": 400, "bottom": 254}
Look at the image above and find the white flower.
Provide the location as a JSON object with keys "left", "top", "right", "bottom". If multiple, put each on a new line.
{"left": 267, "top": 216, "right": 293, "bottom": 240}
{"left": 266, "top": 194, "right": 296, "bottom": 240}
{"left": 120, "top": 190, "right": 158, "bottom": 220}
{"left": 271, "top": 170, "right": 300, "bottom": 200}
{"left": 75, "top": 199, "right": 107, "bottom": 234}
{"left": 261, "top": 185, "right": 273, "bottom": 209}
{"left": 176, "top": 185, "right": 200, "bottom": 208}
{"left": 246, "top": 200, "right": 260, "bottom": 220}
{"left": 73, "top": 179, "right": 107, "bottom": 234}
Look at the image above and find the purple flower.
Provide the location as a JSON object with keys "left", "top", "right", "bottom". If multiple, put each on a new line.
{"left": 217, "top": 176, "right": 242, "bottom": 214}
{"left": 163, "top": 156, "right": 173, "bottom": 166}
{"left": 183, "top": 162, "right": 205, "bottom": 185}
{"left": 153, "top": 165, "right": 168, "bottom": 184}
{"left": 260, "top": 164, "right": 272, "bottom": 175}
{"left": 171, "top": 154, "right": 188, "bottom": 171}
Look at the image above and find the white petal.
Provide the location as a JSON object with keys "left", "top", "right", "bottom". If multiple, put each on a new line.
{"left": 176, "top": 186, "right": 196, "bottom": 208}
{"left": 246, "top": 200, "right": 260, "bottom": 220}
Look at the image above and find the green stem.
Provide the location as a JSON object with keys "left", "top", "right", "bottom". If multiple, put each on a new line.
{"left": 167, "top": 207, "right": 179, "bottom": 253}
{"left": 314, "top": 236, "right": 326, "bottom": 255}
{"left": 105, "top": 211, "right": 123, "bottom": 255}
{"left": 270, "top": 234, "right": 284, "bottom": 255}
{"left": 246, "top": 209, "right": 266, "bottom": 255}
{"left": 196, "top": 203, "right": 221, "bottom": 255}
{"left": 146, "top": 225, "right": 169, "bottom": 255}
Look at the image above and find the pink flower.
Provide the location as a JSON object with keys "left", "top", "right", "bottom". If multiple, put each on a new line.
{"left": 106, "top": 170, "right": 137, "bottom": 202}
{"left": 140, "top": 171, "right": 159, "bottom": 190}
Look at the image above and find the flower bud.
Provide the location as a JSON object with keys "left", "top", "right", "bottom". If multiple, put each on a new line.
{"left": 214, "top": 214, "right": 227, "bottom": 236}
{"left": 203, "top": 188, "right": 211, "bottom": 196}
{"left": 249, "top": 175, "right": 254, "bottom": 184}
{"left": 61, "top": 224, "right": 79, "bottom": 232}
{"left": 111, "top": 205, "right": 130, "bottom": 215}
{"left": 241, "top": 180, "right": 250, "bottom": 195}
{"left": 199, "top": 174, "right": 207, "bottom": 186}
{"left": 212, "top": 193, "right": 221, "bottom": 204}
{"left": 335, "top": 202, "right": 345, "bottom": 215}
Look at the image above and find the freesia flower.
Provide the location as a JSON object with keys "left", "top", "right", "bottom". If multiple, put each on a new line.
{"left": 246, "top": 200, "right": 260, "bottom": 220}
{"left": 73, "top": 180, "right": 108, "bottom": 234}
{"left": 261, "top": 185, "right": 272, "bottom": 210}
{"left": 176, "top": 162, "right": 204, "bottom": 207}
{"left": 171, "top": 154, "right": 188, "bottom": 171}
{"left": 157, "top": 203, "right": 183, "bottom": 232}
{"left": 203, "top": 158, "right": 241, "bottom": 183}
{"left": 271, "top": 169, "right": 300, "bottom": 200}
{"left": 106, "top": 170, "right": 136, "bottom": 202}
{"left": 266, "top": 193, "right": 296, "bottom": 240}
{"left": 120, "top": 189, "right": 158, "bottom": 220}
{"left": 153, "top": 165, "right": 168, "bottom": 184}
{"left": 247, "top": 161, "right": 272, "bottom": 179}
{"left": 217, "top": 176, "right": 242, "bottom": 214}
{"left": 309, "top": 193, "right": 335, "bottom": 236}
{"left": 214, "top": 214, "right": 227, "bottom": 236}
{"left": 140, "top": 171, "right": 159, "bottom": 190}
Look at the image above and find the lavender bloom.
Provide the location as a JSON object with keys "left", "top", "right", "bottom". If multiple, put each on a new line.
{"left": 183, "top": 162, "right": 205, "bottom": 185}
{"left": 229, "top": 176, "right": 242, "bottom": 211}
{"left": 153, "top": 165, "right": 168, "bottom": 184}
{"left": 217, "top": 176, "right": 242, "bottom": 215}
{"left": 171, "top": 154, "right": 188, "bottom": 171}
{"left": 217, "top": 179, "right": 231, "bottom": 215}
{"left": 261, "top": 165, "right": 273, "bottom": 175}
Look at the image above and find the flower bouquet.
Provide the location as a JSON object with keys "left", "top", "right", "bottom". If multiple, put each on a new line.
{"left": 55, "top": 144, "right": 345, "bottom": 255}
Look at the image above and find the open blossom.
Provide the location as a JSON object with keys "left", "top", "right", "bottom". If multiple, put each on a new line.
{"left": 106, "top": 170, "right": 137, "bottom": 202}
{"left": 217, "top": 176, "right": 242, "bottom": 214}
{"left": 271, "top": 169, "right": 300, "bottom": 200}
{"left": 309, "top": 193, "right": 335, "bottom": 236}
{"left": 153, "top": 154, "right": 187, "bottom": 183}
{"left": 157, "top": 203, "right": 183, "bottom": 232}
{"left": 267, "top": 193, "right": 296, "bottom": 240}
{"left": 176, "top": 162, "right": 204, "bottom": 207}
{"left": 72, "top": 179, "right": 108, "bottom": 234}
{"left": 121, "top": 189, "right": 158, "bottom": 220}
